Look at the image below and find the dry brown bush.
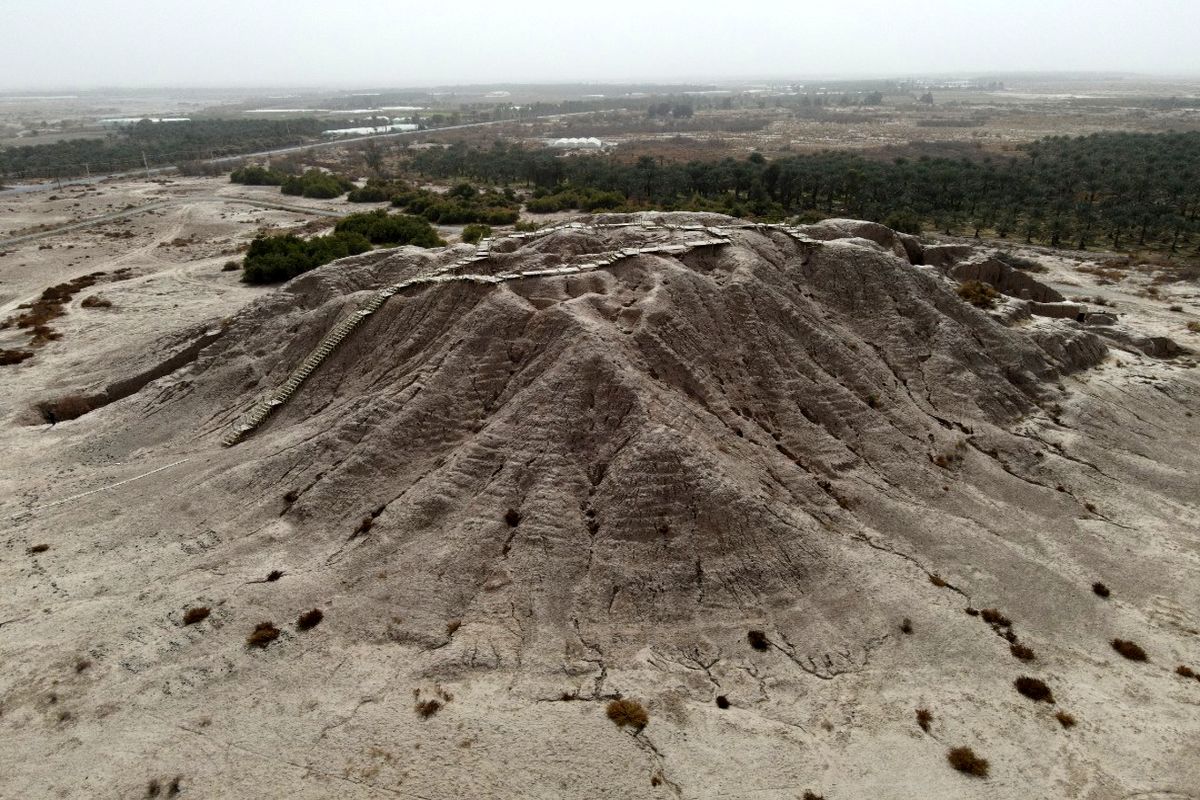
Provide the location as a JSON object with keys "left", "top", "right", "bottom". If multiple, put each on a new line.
{"left": 947, "top": 746, "right": 989, "bottom": 777}
{"left": 1010, "top": 643, "right": 1036, "bottom": 662}
{"left": 1014, "top": 676, "right": 1054, "bottom": 703}
{"left": 247, "top": 622, "right": 280, "bottom": 648}
{"left": 606, "top": 698, "right": 649, "bottom": 729}
{"left": 957, "top": 280, "right": 1000, "bottom": 308}
{"left": 1111, "top": 639, "right": 1148, "bottom": 661}
{"left": 980, "top": 608, "right": 1012, "bottom": 627}
{"left": 0, "top": 348, "right": 33, "bottom": 365}
{"left": 415, "top": 698, "right": 442, "bottom": 719}
{"left": 1092, "top": 582, "right": 1111, "bottom": 598}
{"left": 747, "top": 629, "right": 769, "bottom": 650}
{"left": 297, "top": 609, "right": 324, "bottom": 631}
{"left": 916, "top": 708, "right": 933, "bottom": 732}
{"left": 182, "top": 607, "right": 210, "bottom": 626}
{"left": 1055, "top": 711, "right": 1077, "bottom": 728}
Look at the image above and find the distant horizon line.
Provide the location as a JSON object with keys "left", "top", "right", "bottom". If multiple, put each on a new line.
{"left": 4, "top": 70, "right": 1200, "bottom": 95}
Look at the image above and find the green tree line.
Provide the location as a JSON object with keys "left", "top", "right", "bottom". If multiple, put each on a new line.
{"left": 405, "top": 132, "right": 1200, "bottom": 254}
{"left": 1, "top": 118, "right": 327, "bottom": 179}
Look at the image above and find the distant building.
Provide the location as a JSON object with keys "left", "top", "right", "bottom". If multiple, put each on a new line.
{"left": 99, "top": 117, "right": 191, "bottom": 127}
{"left": 321, "top": 123, "right": 419, "bottom": 137}
{"left": 548, "top": 137, "right": 603, "bottom": 150}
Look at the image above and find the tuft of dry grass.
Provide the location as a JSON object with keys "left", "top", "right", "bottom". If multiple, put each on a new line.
{"left": 916, "top": 708, "right": 933, "bottom": 732}
{"left": 247, "top": 622, "right": 280, "bottom": 649}
{"left": 747, "top": 629, "right": 769, "bottom": 650}
{"left": 182, "top": 607, "right": 210, "bottom": 626}
{"left": 80, "top": 294, "right": 112, "bottom": 309}
{"left": 980, "top": 608, "right": 1012, "bottom": 627}
{"left": 1111, "top": 639, "right": 1148, "bottom": 661}
{"left": 947, "top": 746, "right": 989, "bottom": 777}
{"left": 296, "top": 609, "right": 323, "bottom": 631}
{"left": 606, "top": 698, "right": 649, "bottom": 729}
{"left": 1014, "top": 676, "right": 1055, "bottom": 703}
{"left": 0, "top": 348, "right": 34, "bottom": 366}
{"left": 1055, "top": 711, "right": 1077, "bottom": 728}
{"left": 1092, "top": 582, "right": 1110, "bottom": 598}
{"left": 957, "top": 280, "right": 1001, "bottom": 308}
{"left": 415, "top": 699, "right": 442, "bottom": 719}
{"left": 1010, "top": 643, "right": 1036, "bottom": 662}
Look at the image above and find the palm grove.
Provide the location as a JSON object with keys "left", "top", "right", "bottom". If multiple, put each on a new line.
{"left": 405, "top": 131, "right": 1200, "bottom": 254}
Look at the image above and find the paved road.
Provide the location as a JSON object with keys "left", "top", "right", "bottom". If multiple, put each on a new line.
{"left": 0, "top": 111, "right": 597, "bottom": 198}
{"left": 0, "top": 195, "right": 348, "bottom": 249}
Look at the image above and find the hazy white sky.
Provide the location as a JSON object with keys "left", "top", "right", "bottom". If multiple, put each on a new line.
{"left": 1, "top": 0, "right": 1197, "bottom": 89}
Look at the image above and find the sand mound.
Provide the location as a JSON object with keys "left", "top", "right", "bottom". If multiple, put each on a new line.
{"left": 4, "top": 214, "right": 1197, "bottom": 799}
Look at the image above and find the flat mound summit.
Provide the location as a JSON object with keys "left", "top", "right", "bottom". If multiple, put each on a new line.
{"left": 3, "top": 214, "right": 1197, "bottom": 799}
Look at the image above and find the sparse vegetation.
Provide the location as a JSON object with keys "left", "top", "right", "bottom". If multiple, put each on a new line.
{"left": 79, "top": 294, "right": 112, "bottom": 308}
{"left": 1055, "top": 711, "right": 1077, "bottom": 728}
{"left": 415, "top": 698, "right": 442, "bottom": 719}
{"left": 391, "top": 182, "right": 520, "bottom": 225}
{"left": 929, "top": 574, "right": 948, "bottom": 588}
{"left": 333, "top": 209, "right": 445, "bottom": 247}
{"left": 0, "top": 348, "right": 34, "bottom": 366}
{"left": 297, "top": 609, "right": 324, "bottom": 631}
{"left": 240, "top": 230, "right": 372, "bottom": 284}
{"left": 802, "top": 792, "right": 826, "bottom": 800}
{"left": 747, "top": 629, "right": 769, "bottom": 650}
{"left": 230, "top": 164, "right": 286, "bottom": 186}
{"left": 947, "top": 746, "right": 989, "bottom": 778}
{"left": 916, "top": 708, "right": 933, "bottom": 732}
{"left": 281, "top": 169, "right": 355, "bottom": 199}
{"left": 461, "top": 223, "right": 492, "bottom": 244}
{"left": 1111, "top": 638, "right": 1148, "bottom": 661}
{"left": 28, "top": 543, "right": 50, "bottom": 554}
{"left": 1014, "top": 676, "right": 1055, "bottom": 703}
{"left": 265, "top": 570, "right": 283, "bottom": 582}
{"left": 247, "top": 622, "right": 280, "bottom": 648}
{"left": 1092, "top": 582, "right": 1111, "bottom": 598}
{"left": 606, "top": 698, "right": 649, "bottom": 729}
{"left": 957, "top": 280, "right": 1001, "bottom": 308}
{"left": 182, "top": 607, "right": 210, "bottom": 626}
{"left": 1176, "top": 665, "right": 1197, "bottom": 679}
{"left": 1010, "top": 643, "right": 1036, "bottom": 662}
{"left": 980, "top": 608, "right": 1012, "bottom": 627}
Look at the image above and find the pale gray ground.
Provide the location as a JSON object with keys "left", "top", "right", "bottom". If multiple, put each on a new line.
{"left": 1, "top": 208, "right": 1198, "bottom": 800}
